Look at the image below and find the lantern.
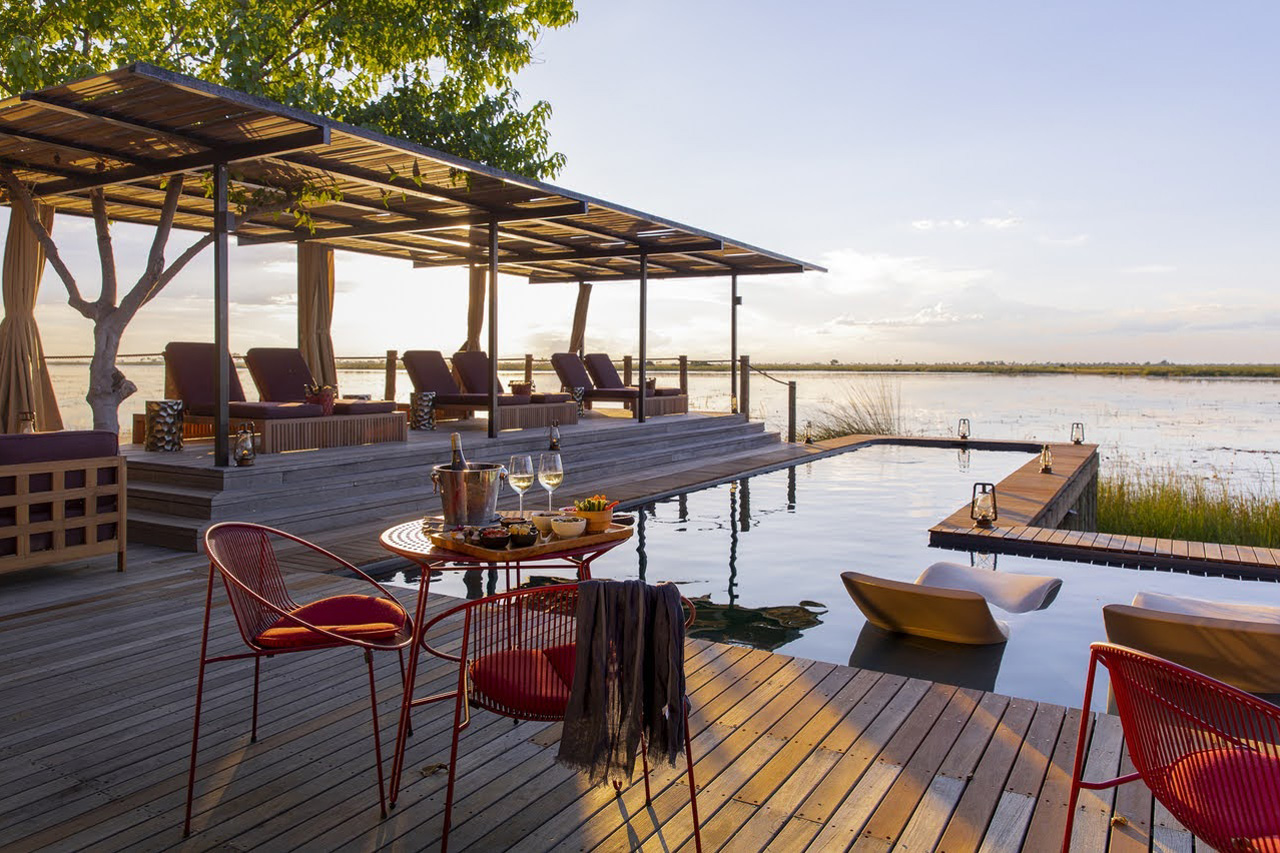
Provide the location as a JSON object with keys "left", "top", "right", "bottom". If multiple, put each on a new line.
{"left": 970, "top": 482, "right": 998, "bottom": 528}
{"left": 1071, "top": 422, "right": 1085, "bottom": 445}
{"left": 958, "top": 418, "right": 971, "bottom": 441}
{"left": 1039, "top": 445, "right": 1053, "bottom": 474}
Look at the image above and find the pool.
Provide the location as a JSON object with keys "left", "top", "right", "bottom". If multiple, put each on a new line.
{"left": 383, "top": 444, "right": 1280, "bottom": 708}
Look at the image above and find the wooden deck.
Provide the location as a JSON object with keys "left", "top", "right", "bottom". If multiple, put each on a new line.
{"left": 0, "top": 547, "right": 1199, "bottom": 852}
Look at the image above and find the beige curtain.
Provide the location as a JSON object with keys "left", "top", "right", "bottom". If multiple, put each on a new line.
{"left": 569, "top": 281, "right": 592, "bottom": 355}
{"left": 0, "top": 204, "right": 63, "bottom": 433}
{"left": 297, "top": 243, "right": 337, "bottom": 387}
{"left": 459, "top": 261, "right": 486, "bottom": 353}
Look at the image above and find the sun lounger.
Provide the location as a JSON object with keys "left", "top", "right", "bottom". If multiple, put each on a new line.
{"left": 451, "top": 351, "right": 577, "bottom": 428}
{"left": 142, "top": 342, "right": 405, "bottom": 452}
{"left": 403, "top": 350, "right": 557, "bottom": 430}
{"left": 915, "top": 561, "right": 1062, "bottom": 613}
{"left": 1104, "top": 591, "right": 1280, "bottom": 694}
{"left": 583, "top": 353, "right": 683, "bottom": 397}
{"left": 243, "top": 347, "right": 397, "bottom": 415}
{"left": 841, "top": 571, "right": 1010, "bottom": 645}
{"left": 551, "top": 353, "right": 688, "bottom": 416}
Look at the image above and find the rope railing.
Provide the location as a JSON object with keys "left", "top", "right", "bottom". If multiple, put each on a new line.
{"left": 743, "top": 357, "right": 799, "bottom": 443}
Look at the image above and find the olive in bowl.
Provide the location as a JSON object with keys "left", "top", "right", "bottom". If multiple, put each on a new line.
{"left": 551, "top": 515, "right": 587, "bottom": 538}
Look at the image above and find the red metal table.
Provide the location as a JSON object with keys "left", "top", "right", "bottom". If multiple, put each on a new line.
{"left": 378, "top": 519, "right": 631, "bottom": 805}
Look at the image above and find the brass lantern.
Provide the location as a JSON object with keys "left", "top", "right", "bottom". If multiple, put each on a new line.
{"left": 1039, "top": 444, "right": 1053, "bottom": 473}
{"left": 970, "top": 482, "right": 998, "bottom": 528}
{"left": 957, "top": 418, "right": 971, "bottom": 441}
{"left": 1071, "top": 422, "right": 1085, "bottom": 445}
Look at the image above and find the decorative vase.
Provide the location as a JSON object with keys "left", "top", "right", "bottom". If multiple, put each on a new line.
{"left": 306, "top": 388, "right": 336, "bottom": 416}
{"left": 410, "top": 391, "right": 437, "bottom": 431}
{"left": 510, "top": 380, "right": 532, "bottom": 396}
{"left": 144, "top": 399, "right": 185, "bottom": 451}
{"left": 571, "top": 386, "right": 585, "bottom": 416}
{"left": 576, "top": 509, "right": 612, "bottom": 533}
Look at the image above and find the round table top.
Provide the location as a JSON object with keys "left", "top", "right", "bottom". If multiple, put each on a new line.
{"left": 379, "top": 518, "right": 628, "bottom": 564}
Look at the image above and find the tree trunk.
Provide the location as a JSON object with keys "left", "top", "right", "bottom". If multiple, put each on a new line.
{"left": 85, "top": 314, "right": 135, "bottom": 433}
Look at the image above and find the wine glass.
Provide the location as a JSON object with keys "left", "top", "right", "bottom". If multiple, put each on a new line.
{"left": 538, "top": 452, "right": 564, "bottom": 511}
{"left": 508, "top": 454, "right": 534, "bottom": 516}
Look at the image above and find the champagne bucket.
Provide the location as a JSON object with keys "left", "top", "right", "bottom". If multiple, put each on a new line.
{"left": 432, "top": 463, "right": 506, "bottom": 526}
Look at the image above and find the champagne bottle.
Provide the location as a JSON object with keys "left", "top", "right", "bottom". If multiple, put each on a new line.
{"left": 548, "top": 419, "right": 560, "bottom": 451}
{"left": 450, "top": 432, "right": 468, "bottom": 470}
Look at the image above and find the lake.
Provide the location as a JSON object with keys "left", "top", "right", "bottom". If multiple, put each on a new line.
{"left": 47, "top": 362, "right": 1279, "bottom": 490}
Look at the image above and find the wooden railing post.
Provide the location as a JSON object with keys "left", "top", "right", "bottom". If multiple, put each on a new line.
{"left": 678, "top": 355, "right": 688, "bottom": 393}
{"left": 384, "top": 349, "right": 397, "bottom": 401}
{"left": 787, "top": 381, "right": 797, "bottom": 443}
{"left": 524, "top": 353, "right": 533, "bottom": 383}
{"left": 740, "top": 355, "right": 750, "bottom": 420}
{"left": 623, "top": 355, "right": 633, "bottom": 386}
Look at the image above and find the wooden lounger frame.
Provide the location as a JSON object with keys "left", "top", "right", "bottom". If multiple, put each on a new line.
{"left": 585, "top": 394, "right": 689, "bottom": 416}
{"left": 130, "top": 411, "right": 407, "bottom": 453}
{"left": 0, "top": 455, "right": 127, "bottom": 574}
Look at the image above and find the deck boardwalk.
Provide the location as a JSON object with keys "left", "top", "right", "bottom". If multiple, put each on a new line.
{"left": 0, "top": 548, "right": 1191, "bottom": 852}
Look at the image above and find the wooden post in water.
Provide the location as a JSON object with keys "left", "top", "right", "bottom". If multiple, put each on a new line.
{"left": 623, "top": 355, "right": 633, "bottom": 387}
{"left": 740, "top": 355, "right": 750, "bottom": 420}
{"left": 384, "top": 350, "right": 397, "bottom": 401}
{"left": 524, "top": 353, "right": 533, "bottom": 383}
{"left": 787, "top": 381, "right": 797, "bottom": 443}
{"left": 679, "top": 355, "right": 688, "bottom": 393}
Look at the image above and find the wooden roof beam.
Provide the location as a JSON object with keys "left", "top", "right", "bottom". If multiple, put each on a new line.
{"left": 410, "top": 238, "right": 724, "bottom": 268}
{"left": 0, "top": 125, "right": 156, "bottom": 167}
{"left": 32, "top": 128, "right": 330, "bottom": 196}
{"left": 528, "top": 264, "right": 801, "bottom": 283}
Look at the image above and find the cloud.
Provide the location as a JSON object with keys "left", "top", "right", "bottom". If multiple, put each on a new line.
{"left": 1122, "top": 264, "right": 1177, "bottom": 275}
{"left": 1037, "top": 233, "right": 1090, "bottom": 247}
{"left": 812, "top": 249, "right": 993, "bottom": 296}
{"left": 910, "top": 216, "right": 1020, "bottom": 231}
{"left": 979, "top": 217, "right": 1021, "bottom": 230}
{"left": 830, "top": 302, "right": 984, "bottom": 328}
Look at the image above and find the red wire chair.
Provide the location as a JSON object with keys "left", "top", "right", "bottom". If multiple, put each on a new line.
{"left": 400, "top": 583, "right": 702, "bottom": 853}
{"left": 184, "top": 522, "right": 413, "bottom": 836}
{"left": 1063, "top": 642, "right": 1280, "bottom": 852}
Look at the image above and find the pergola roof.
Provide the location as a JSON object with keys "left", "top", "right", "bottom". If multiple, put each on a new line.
{"left": 0, "top": 63, "right": 822, "bottom": 283}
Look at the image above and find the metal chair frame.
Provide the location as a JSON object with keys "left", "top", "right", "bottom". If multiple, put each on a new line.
{"left": 1063, "top": 641, "right": 1280, "bottom": 852}
{"left": 407, "top": 583, "right": 703, "bottom": 853}
{"left": 184, "top": 522, "right": 413, "bottom": 836}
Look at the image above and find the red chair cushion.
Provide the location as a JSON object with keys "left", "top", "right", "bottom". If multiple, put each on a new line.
{"left": 542, "top": 643, "right": 578, "bottom": 687}
{"left": 1163, "top": 746, "right": 1280, "bottom": 847}
{"left": 469, "top": 646, "right": 577, "bottom": 718}
{"left": 256, "top": 594, "right": 407, "bottom": 649}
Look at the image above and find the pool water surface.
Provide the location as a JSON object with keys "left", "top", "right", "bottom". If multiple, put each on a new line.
{"left": 384, "top": 444, "right": 1280, "bottom": 708}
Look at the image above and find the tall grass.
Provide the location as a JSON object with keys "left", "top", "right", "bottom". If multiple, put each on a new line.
{"left": 810, "top": 377, "right": 904, "bottom": 439}
{"left": 1097, "top": 465, "right": 1280, "bottom": 548}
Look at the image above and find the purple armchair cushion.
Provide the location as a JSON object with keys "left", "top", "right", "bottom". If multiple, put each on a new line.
{"left": 164, "top": 342, "right": 248, "bottom": 407}
{"left": 550, "top": 353, "right": 594, "bottom": 393}
{"left": 244, "top": 347, "right": 314, "bottom": 402}
{"left": 403, "top": 350, "right": 462, "bottom": 396}
{"left": 583, "top": 353, "right": 626, "bottom": 390}
{"left": 332, "top": 399, "right": 397, "bottom": 415}
{"left": 0, "top": 430, "right": 119, "bottom": 466}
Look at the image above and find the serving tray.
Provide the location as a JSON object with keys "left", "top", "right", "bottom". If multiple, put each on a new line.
{"left": 426, "top": 522, "right": 632, "bottom": 560}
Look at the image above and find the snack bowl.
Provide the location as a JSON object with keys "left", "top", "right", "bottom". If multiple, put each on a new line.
{"left": 550, "top": 515, "right": 587, "bottom": 538}
{"left": 507, "top": 523, "right": 538, "bottom": 548}
{"left": 478, "top": 526, "right": 510, "bottom": 549}
{"left": 529, "top": 511, "right": 560, "bottom": 536}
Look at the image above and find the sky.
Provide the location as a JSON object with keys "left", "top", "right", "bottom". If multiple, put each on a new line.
{"left": 17, "top": 0, "right": 1280, "bottom": 363}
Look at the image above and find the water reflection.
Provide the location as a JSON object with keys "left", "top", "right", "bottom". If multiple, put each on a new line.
{"left": 849, "top": 623, "right": 1006, "bottom": 692}
{"left": 688, "top": 597, "right": 826, "bottom": 651}
{"left": 957, "top": 448, "right": 971, "bottom": 472}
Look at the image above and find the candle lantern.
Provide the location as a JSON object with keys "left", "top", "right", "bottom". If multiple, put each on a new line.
{"left": 970, "top": 482, "right": 998, "bottom": 528}
{"left": 1039, "top": 444, "right": 1053, "bottom": 474}
{"left": 957, "top": 418, "right": 971, "bottom": 441}
{"left": 1071, "top": 422, "right": 1085, "bottom": 444}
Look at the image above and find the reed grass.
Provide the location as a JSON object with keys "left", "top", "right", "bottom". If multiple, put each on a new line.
{"left": 809, "top": 377, "right": 904, "bottom": 439}
{"left": 1097, "top": 465, "right": 1280, "bottom": 548}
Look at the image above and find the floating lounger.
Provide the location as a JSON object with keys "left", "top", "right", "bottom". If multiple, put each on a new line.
{"left": 916, "top": 562, "right": 1063, "bottom": 614}
{"left": 1104, "top": 591, "right": 1280, "bottom": 694}
{"left": 841, "top": 571, "right": 1010, "bottom": 645}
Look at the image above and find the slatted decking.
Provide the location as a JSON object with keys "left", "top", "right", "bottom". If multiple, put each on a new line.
{"left": 0, "top": 551, "right": 1199, "bottom": 852}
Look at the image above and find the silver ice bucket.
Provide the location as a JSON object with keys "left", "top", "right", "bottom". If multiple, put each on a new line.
{"left": 432, "top": 463, "right": 506, "bottom": 526}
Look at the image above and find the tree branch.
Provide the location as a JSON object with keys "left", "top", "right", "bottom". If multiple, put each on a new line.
{"left": 118, "top": 175, "right": 185, "bottom": 317}
{"left": 0, "top": 165, "right": 95, "bottom": 318}
{"left": 89, "top": 189, "right": 119, "bottom": 309}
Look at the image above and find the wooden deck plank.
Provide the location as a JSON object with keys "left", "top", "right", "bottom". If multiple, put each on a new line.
{"left": 1020, "top": 705, "right": 1085, "bottom": 852}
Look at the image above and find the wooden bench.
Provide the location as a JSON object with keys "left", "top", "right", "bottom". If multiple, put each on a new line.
{"left": 131, "top": 410, "right": 407, "bottom": 453}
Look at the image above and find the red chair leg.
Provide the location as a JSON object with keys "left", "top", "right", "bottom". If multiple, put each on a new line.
{"left": 685, "top": 705, "right": 702, "bottom": 853}
{"left": 365, "top": 650, "right": 388, "bottom": 818}
{"left": 1061, "top": 649, "right": 1102, "bottom": 853}
{"left": 183, "top": 566, "right": 217, "bottom": 837}
{"left": 440, "top": 691, "right": 467, "bottom": 853}
{"left": 398, "top": 649, "right": 413, "bottom": 738}
{"left": 250, "top": 655, "right": 262, "bottom": 743}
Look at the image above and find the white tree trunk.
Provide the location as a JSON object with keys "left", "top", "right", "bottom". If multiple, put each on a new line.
{"left": 86, "top": 315, "right": 135, "bottom": 433}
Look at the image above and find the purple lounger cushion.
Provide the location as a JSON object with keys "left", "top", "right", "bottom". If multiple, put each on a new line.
{"left": 0, "top": 429, "right": 119, "bottom": 465}
{"left": 165, "top": 342, "right": 324, "bottom": 419}
{"left": 584, "top": 353, "right": 678, "bottom": 397}
{"left": 403, "top": 350, "right": 463, "bottom": 396}
{"left": 245, "top": 347, "right": 396, "bottom": 415}
{"left": 450, "top": 351, "right": 535, "bottom": 407}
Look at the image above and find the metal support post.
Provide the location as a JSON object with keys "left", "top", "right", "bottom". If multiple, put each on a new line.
{"left": 637, "top": 254, "right": 648, "bottom": 423}
{"left": 487, "top": 218, "right": 499, "bottom": 438}
{"left": 213, "top": 163, "right": 231, "bottom": 467}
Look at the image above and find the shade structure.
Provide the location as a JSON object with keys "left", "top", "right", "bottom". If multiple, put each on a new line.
{"left": 0, "top": 204, "right": 62, "bottom": 433}
{"left": 568, "top": 281, "right": 592, "bottom": 355}
{"left": 296, "top": 243, "right": 337, "bottom": 388}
